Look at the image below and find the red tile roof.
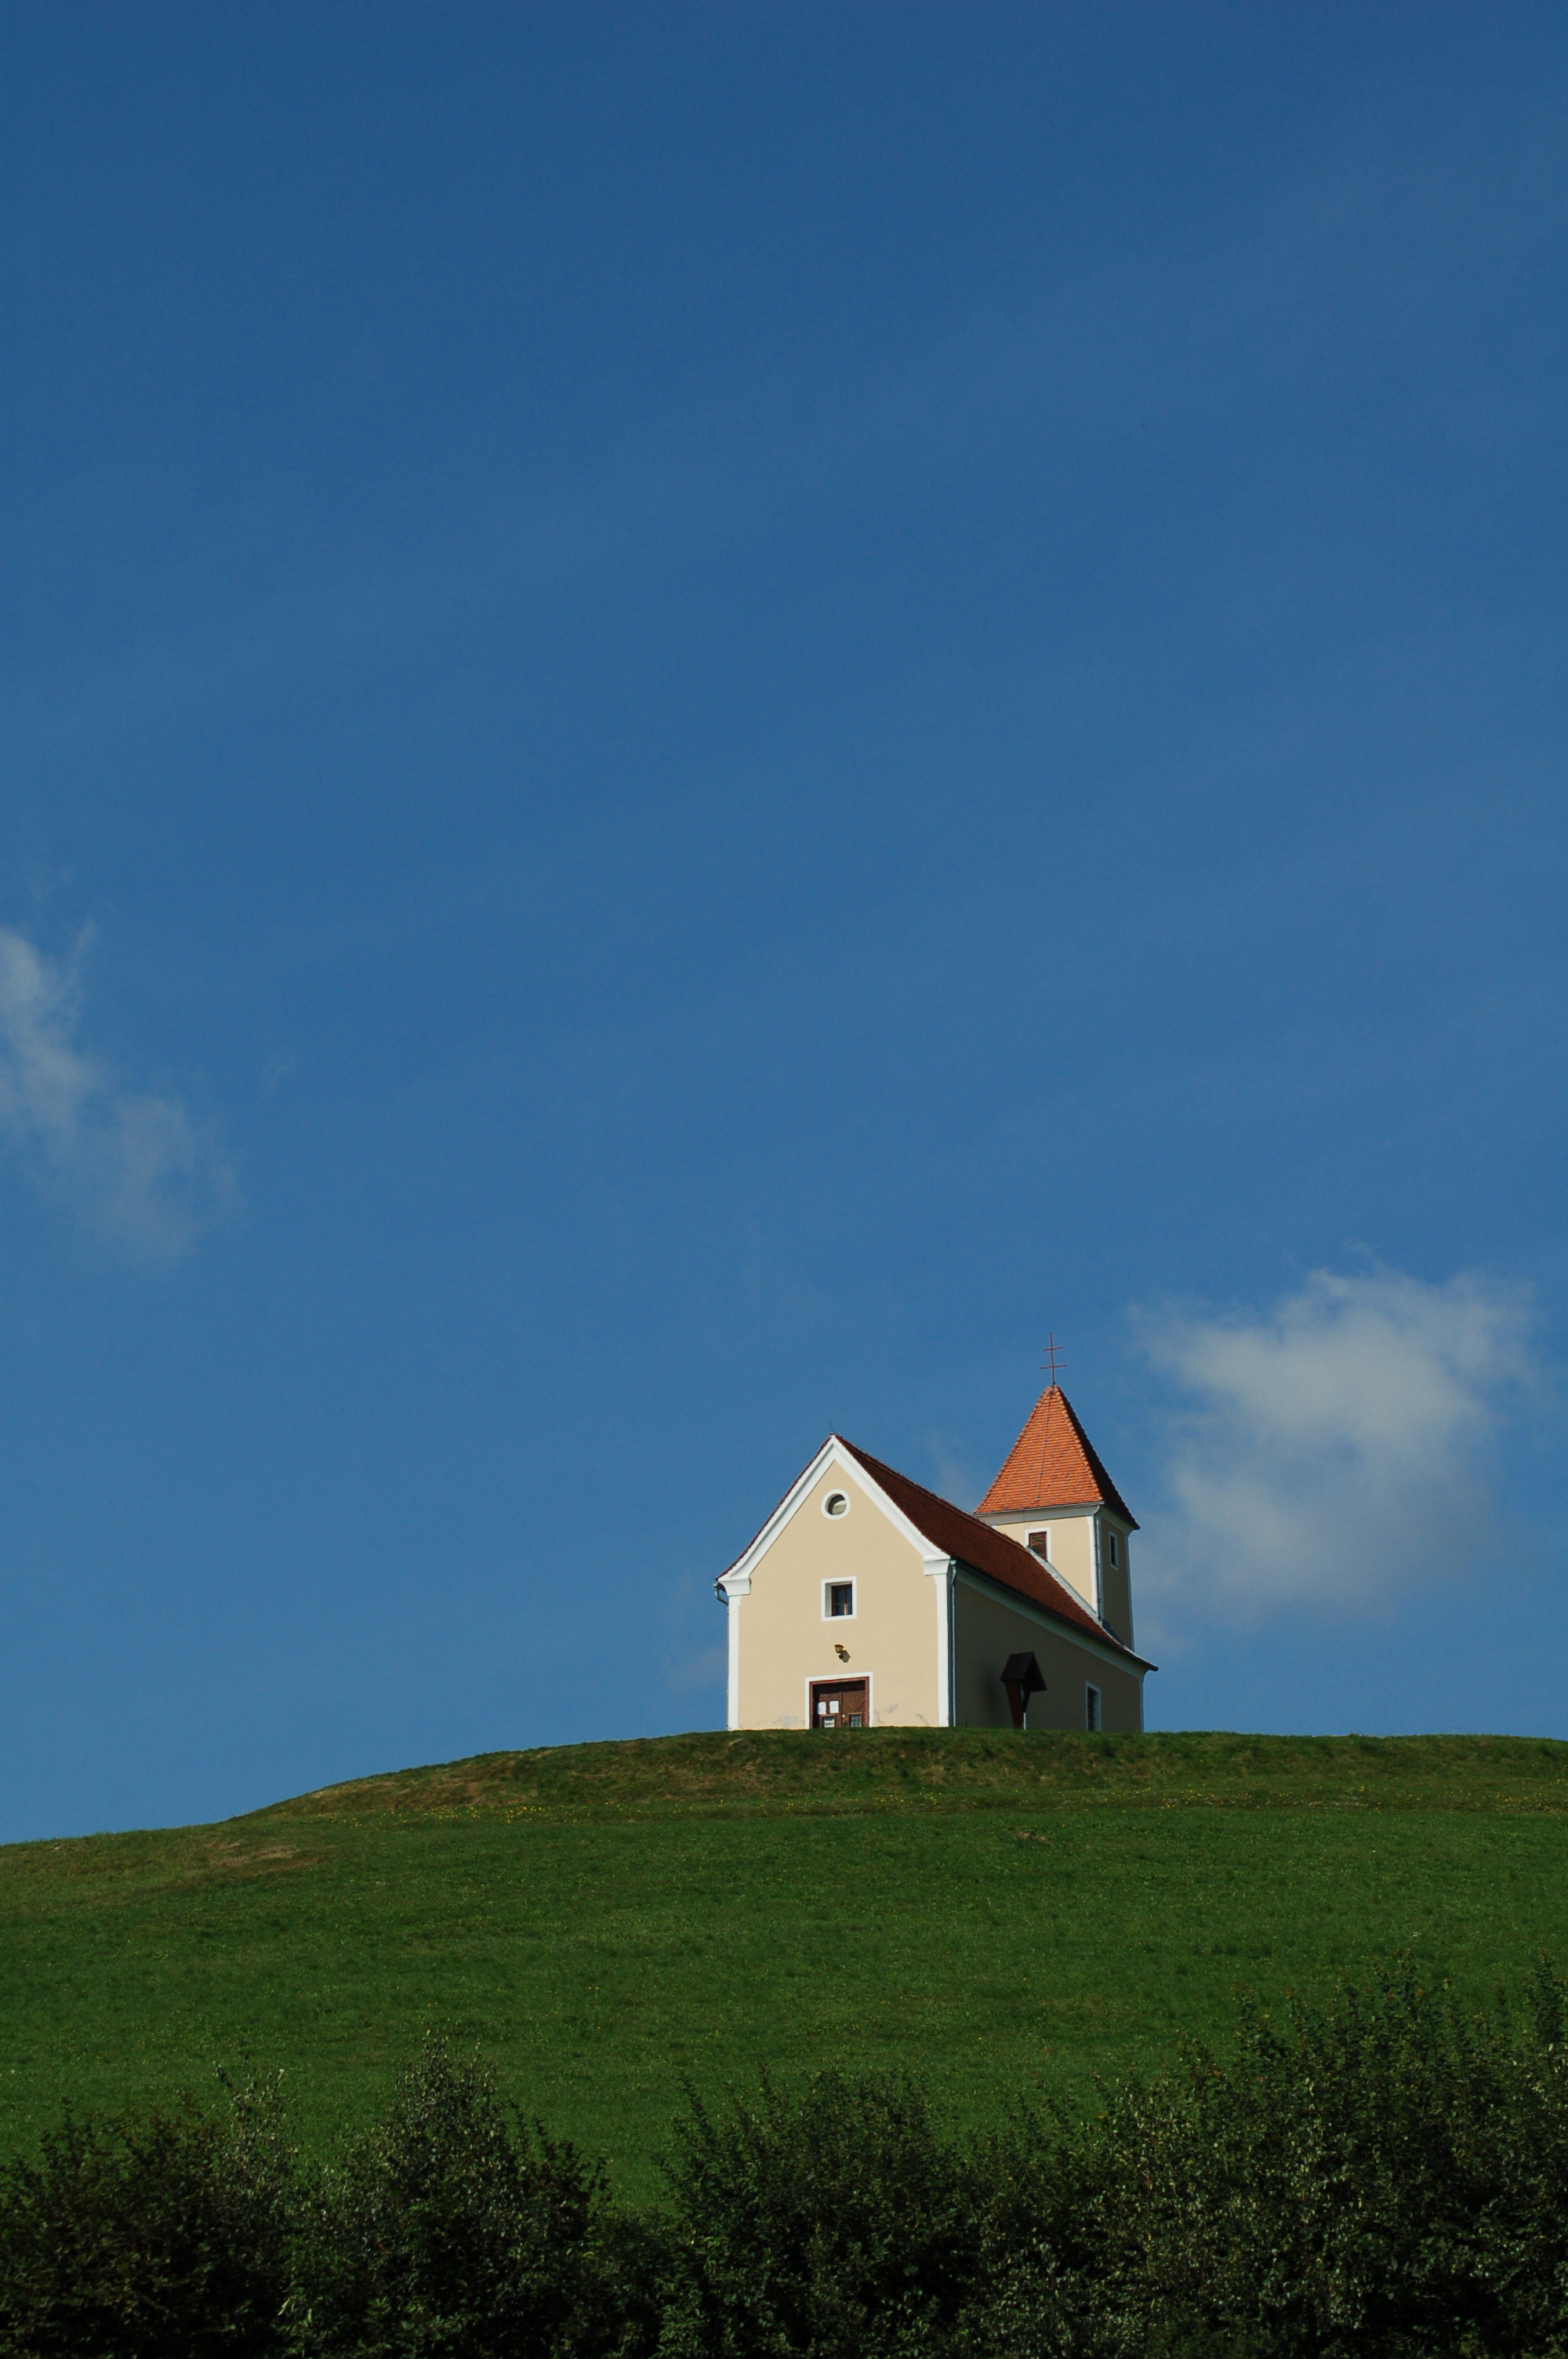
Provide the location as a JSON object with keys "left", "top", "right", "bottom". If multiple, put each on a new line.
{"left": 975, "top": 1386, "right": 1138, "bottom": 1526}
{"left": 837, "top": 1438, "right": 1145, "bottom": 1661}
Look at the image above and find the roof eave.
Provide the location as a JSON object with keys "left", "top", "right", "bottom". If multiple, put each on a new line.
{"left": 950, "top": 1555, "right": 1156, "bottom": 1672}
{"left": 977, "top": 1497, "right": 1142, "bottom": 1532}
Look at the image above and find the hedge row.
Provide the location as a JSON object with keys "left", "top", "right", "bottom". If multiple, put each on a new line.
{"left": 3, "top": 1960, "right": 1568, "bottom": 2357}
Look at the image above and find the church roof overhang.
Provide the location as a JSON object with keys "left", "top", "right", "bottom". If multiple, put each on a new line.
{"left": 946, "top": 1554, "right": 1156, "bottom": 1674}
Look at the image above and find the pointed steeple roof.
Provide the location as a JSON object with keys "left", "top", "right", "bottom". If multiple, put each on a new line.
{"left": 975, "top": 1386, "right": 1138, "bottom": 1527}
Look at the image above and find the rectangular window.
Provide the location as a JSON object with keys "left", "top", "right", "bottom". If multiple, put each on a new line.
{"left": 1106, "top": 1531, "right": 1120, "bottom": 1568}
{"left": 826, "top": 1582, "right": 855, "bottom": 1619}
{"left": 1027, "top": 1528, "right": 1050, "bottom": 1558}
{"left": 1085, "top": 1685, "right": 1102, "bottom": 1732}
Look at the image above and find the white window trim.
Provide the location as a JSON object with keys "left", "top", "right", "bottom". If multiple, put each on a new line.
{"left": 822, "top": 1488, "right": 851, "bottom": 1518}
{"left": 822, "top": 1578, "right": 856, "bottom": 1620}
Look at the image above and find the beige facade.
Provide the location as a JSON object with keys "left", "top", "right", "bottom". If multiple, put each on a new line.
{"left": 726, "top": 1453, "right": 943, "bottom": 1729}
{"left": 717, "top": 1423, "right": 1152, "bottom": 1735}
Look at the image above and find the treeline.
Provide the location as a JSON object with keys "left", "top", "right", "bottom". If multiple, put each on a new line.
{"left": 3, "top": 1961, "right": 1568, "bottom": 2357}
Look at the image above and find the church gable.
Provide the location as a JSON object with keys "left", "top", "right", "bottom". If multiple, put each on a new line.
{"left": 717, "top": 1437, "right": 942, "bottom": 1594}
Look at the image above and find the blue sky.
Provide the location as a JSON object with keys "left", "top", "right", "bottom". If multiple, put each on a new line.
{"left": 2, "top": 4, "right": 1564, "bottom": 1841}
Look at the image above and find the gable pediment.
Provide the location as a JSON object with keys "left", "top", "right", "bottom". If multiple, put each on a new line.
{"left": 716, "top": 1438, "right": 946, "bottom": 1596}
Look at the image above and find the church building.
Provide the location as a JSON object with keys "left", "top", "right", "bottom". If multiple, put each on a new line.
{"left": 717, "top": 1384, "right": 1153, "bottom": 1732}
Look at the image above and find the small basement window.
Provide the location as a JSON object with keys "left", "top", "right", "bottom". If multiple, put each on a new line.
{"left": 1085, "top": 1685, "right": 1102, "bottom": 1732}
{"left": 1027, "top": 1528, "right": 1050, "bottom": 1558}
{"left": 823, "top": 1491, "right": 850, "bottom": 1518}
{"left": 826, "top": 1581, "right": 855, "bottom": 1619}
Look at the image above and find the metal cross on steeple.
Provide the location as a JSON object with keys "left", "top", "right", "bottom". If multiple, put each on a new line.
{"left": 1040, "top": 1332, "right": 1065, "bottom": 1386}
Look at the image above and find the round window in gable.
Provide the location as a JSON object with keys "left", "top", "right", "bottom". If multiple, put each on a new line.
{"left": 823, "top": 1491, "right": 850, "bottom": 1518}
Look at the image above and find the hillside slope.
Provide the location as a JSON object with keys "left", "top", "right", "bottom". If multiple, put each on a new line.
{"left": 261, "top": 1726, "right": 1568, "bottom": 1819}
{"left": 4, "top": 1730, "right": 1566, "bottom": 2197}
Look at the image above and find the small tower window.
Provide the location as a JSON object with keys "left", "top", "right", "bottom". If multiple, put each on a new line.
{"left": 1106, "top": 1531, "right": 1120, "bottom": 1568}
{"left": 1027, "top": 1528, "right": 1050, "bottom": 1558}
{"left": 1085, "top": 1685, "right": 1102, "bottom": 1732}
{"left": 825, "top": 1581, "right": 855, "bottom": 1619}
{"left": 823, "top": 1491, "right": 850, "bottom": 1518}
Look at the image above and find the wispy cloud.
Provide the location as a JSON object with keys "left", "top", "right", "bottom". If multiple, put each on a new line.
{"left": 923, "top": 1430, "right": 987, "bottom": 1514}
{"left": 0, "top": 925, "right": 236, "bottom": 1262}
{"left": 1132, "top": 1267, "right": 1543, "bottom": 1629}
{"left": 661, "top": 1638, "right": 728, "bottom": 1698}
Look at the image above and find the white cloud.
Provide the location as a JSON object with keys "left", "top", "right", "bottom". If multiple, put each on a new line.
{"left": 0, "top": 925, "right": 235, "bottom": 1262}
{"left": 1132, "top": 1267, "right": 1543, "bottom": 1627}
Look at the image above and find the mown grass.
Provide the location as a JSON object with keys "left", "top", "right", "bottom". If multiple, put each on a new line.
{"left": 3, "top": 1729, "right": 1566, "bottom": 2199}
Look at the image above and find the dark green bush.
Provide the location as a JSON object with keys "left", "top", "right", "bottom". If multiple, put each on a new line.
{"left": 0, "top": 2074, "right": 291, "bottom": 2359}
{"left": 1011, "top": 1957, "right": 1568, "bottom": 2359}
{"left": 656, "top": 2069, "right": 988, "bottom": 2359}
{"left": 286, "top": 2034, "right": 658, "bottom": 2359}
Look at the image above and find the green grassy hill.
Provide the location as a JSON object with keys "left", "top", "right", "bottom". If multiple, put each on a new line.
{"left": 4, "top": 1728, "right": 1567, "bottom": 2198}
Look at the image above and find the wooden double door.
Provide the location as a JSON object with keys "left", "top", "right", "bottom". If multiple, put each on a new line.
{"left": 811, "top": 1678, "right": 869, "bottom": 1730}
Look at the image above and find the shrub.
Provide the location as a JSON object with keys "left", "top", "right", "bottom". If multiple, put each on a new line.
{"left": 0, "top": 2074, "right": 292, "bottom": 2359}
{"left": 286, "top": 2034, "right": 656, "bottom": 2359}
{"left": 1065, "top": 1957, "right": 1568, "bottom": 2359}
{"left": 657, "top": 2069, "right": 988, "bottom": 2359}
{"left": 947, "top": 2112, "right": 1104, "bottom": 2359}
